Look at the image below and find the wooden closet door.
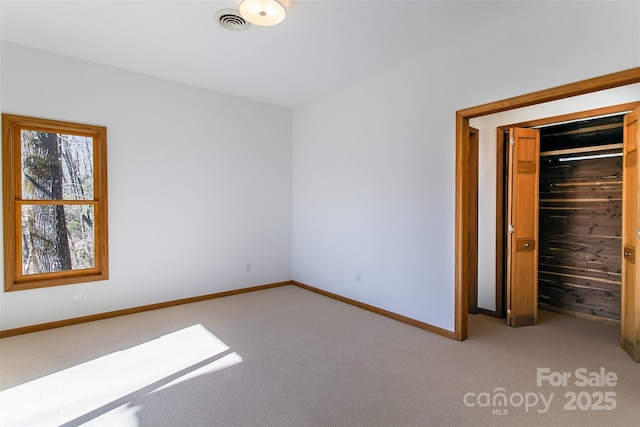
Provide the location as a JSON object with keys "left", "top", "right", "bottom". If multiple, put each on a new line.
{"left": 622, "top": 105, "right": 640, "bottom": 361}
{"left": 506, "top": 127, "right": 540, "bottom": 327}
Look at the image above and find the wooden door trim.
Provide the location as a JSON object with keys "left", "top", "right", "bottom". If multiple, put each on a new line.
{"left": 498, "top": 101, "right": 640, "bottom": 130}
{"left": 458, "top": 69, "right": 640, "bottom": 118}
{"left": 468, "top": 127, "right": 479, "bottom": 315}
{"left": 454, "top": 67, "right": 640, "bottom": 341}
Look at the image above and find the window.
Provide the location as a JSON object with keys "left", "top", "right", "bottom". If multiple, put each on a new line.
{"left": 2, "top": 114, "right": 108, "bottom": 291}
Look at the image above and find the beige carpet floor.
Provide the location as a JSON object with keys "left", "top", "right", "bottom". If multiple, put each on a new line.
{"left": 1, "top": 284, "right": 639, "bottom": 426}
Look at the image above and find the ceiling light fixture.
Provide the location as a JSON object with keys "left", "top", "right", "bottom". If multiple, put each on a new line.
{"left": 239, "top": 0, "right": 286, "bottom": 27}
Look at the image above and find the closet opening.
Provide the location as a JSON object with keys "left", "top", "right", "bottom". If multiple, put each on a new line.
{"left": 534, "top": 114, "right": 624, "bottom": 323}
{"left": 493, "top": 110, "right": 632, "bottom": 327}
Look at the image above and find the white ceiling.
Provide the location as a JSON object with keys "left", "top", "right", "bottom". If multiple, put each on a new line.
{"left": 1, "top": 1, "right": 540, "bottom": 108}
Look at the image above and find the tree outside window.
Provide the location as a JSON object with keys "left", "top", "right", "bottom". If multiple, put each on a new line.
{"left": 3, "top": 114, "right": 108, "bottom": 291}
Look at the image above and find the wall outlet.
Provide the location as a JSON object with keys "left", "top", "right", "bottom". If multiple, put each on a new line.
{"left": 356, "top": 273, "right": 362, "bottom": 284}
{"left": 245, "top": 262, "right": 252, "bottom": 273}
{"left": 72, "top": 291, "right": 82, "bottom": 304}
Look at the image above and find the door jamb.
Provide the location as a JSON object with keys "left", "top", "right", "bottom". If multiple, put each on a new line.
{"left": 454, "top": 67, "right": 640, "bottom": 341}
{"left": 468, "top": 127, "right": 479, "bottom": 315}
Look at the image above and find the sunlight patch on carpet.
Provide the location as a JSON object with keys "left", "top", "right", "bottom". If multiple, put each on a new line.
{"left": 0, "top": 324, "right": 242, "bottom": 426}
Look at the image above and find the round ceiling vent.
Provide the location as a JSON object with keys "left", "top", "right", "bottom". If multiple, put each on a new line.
{"left": 215, "top": 9, "right": 251, "bottom": 31}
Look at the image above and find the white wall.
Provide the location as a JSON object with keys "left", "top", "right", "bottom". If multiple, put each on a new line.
{"left": 472, "top": 84, "right": 640, "bottom": 312}
{"left": 0, "top": 42, "right": 292, "bottom": 330}
{"left": 292, "top": 1, "right": 640, "bottom": 331}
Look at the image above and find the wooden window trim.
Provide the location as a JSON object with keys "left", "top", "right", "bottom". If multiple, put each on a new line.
{"left": 2, "top": 114, "right": 108, "bottom": 291}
